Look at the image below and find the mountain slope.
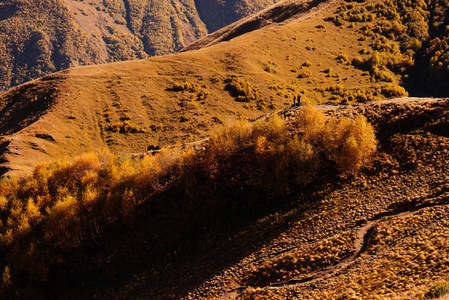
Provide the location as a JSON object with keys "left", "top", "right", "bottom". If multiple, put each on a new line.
{"left": 0, "top": 0, "right": 377, "bottom": 177}
{"left": 194, "top": 0, "right": 279, "bottom": 32}
{"left": 1, "top": 0, "right": 449, "bottom": 177}
{"left": 122, "top": 98, "right": 449, "bottom": 300}
{"left": 184, "top": 0, "right": 339, "bottom": 51}
{"left": 1, "top": 97, "right": 448, "bottom": 299}
{"left": 0, "top": 0, "right": 280, "bottom": 91}
{"left": 0, "top": 0, "right": 449, "bottom": 297}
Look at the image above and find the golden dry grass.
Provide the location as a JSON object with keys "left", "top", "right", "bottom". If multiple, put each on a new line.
{"left": 0, "top": 0, "right": 420, "bottom": 176}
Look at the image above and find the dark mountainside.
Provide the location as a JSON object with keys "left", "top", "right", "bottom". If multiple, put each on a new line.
{"left": 0, "top": 0, "right": 279, "bottom": 91}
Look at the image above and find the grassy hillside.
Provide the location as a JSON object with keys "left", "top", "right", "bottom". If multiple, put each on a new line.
{"left": 0, "top": 103, "right": 378, "bottom": 298}
{"left": 0, "top": 0, "right": 279, "bottom": 92}
{"left": 0, "top": 0, "right": 435, "bottom": 177}
{"left": 0, "top": 97, "right": 448, "bottom": 299}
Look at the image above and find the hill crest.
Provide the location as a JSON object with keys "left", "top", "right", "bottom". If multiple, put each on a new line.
{"left": 0, "top": 0, "right": 280, "bottom": 91}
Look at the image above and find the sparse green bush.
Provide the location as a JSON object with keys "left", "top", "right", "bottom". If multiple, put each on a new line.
{"left": 120, "top": 113, "right": 131, "bottom": 120}
{"left": 106, "top": 121, "right": 146, "bottom": 133}
{"left": 372, "top": 68, "right": 394, "bottom": 82}
{"left": 225, "top": 75, "right": 259, "bottom": 102}
{"left": 170, "top": 81, "right": 201, "bottom": 92}
{"left": 380, "top": 84, "right": 408, "bottom": 98}
{"left": 302, "top": 61, "right": 312, "bottom": 67}
{"left": 337, "top": 51, "right": 350, "bottom": 63}
{"left": 320, "top": 84, "right": 379, "bottom": 102}
{"left": 426, "top": 282, "right": 449, "bottom": 299}
{"left": 352, "top": 51, "right": 404, "bottom": 82}
{"left": 298, "top": 70, "right": 313, "bottom": 78}
{"left": 170, "top": 81, "right": 209, "bottom": 101}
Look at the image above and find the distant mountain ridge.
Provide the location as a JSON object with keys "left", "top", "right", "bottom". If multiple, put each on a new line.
{"left": 0, "top": 0, "right": 279, "bottom": 91}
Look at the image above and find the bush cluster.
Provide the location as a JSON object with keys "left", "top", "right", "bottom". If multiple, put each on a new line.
{"left": 426, "top": 282, "right": 449, "bottom": 298}
{"left": 106, "top": 121, "right": 146, "bottom": 133}
{"left": 326, "top": 0, "right": 449, "bottom": 95}
{"left": 225, "top": 75, "right": 260, "bottom": 102}
{"left": 169, "top": 81, "right": 210, "bottom": 101}
{"left": 351, "top": 50, "right": 409, "bottom": 82}
{"left": 294, "top": 104, "right": 377, "bottom": 172}
{"left": 298, "top": 70, "right": 313, "bottom": 78}
{"left": 0, "top": 149, "right": 180, "bottom": 296}
{"left": 423, "top": 29, "right": 449, "bottom": 95}
{"left": 171, "top": 81, "right": 201, "bottom": 92}
{"left": 317, "top": 84, "right": 406, "bottom": 102}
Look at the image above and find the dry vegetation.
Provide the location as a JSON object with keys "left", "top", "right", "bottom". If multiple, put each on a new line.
{"left": 0, "top": 107, "right": 376, "bottom": 298}
{"left": 55, "top": 97, "right": 447, "bottom": 300}
{"left": 325, "top": 0, "right": 449, "bottom": 96}
{"left": 226, "top": 98, "right": 449, "bottom": 300}
{"left": 242, "top": 229, "right": 357, "bottom": 286}
{"left": 0, "top": 0, "right": 101, "bottom": 91}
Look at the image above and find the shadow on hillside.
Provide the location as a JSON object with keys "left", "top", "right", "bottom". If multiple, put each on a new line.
{"left": 0, "top": 75, "right": 63, "bottom": 136}
{"left": 0, "top": 139, "right": 10, "bottom": 177}
{"left": 71, "top": 170, "right": 343, "bottom": 300}
{"left": 222, "top": 0, "right": 328, "bottom": 43}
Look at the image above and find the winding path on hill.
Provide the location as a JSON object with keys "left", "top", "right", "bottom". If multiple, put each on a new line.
{"left": 219, "top": 198, "right": 449, "bottom": 298}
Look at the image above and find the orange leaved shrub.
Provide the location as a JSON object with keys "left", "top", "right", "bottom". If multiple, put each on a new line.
{"left": 295, "top": 104, "right": 377, "bottom": 173}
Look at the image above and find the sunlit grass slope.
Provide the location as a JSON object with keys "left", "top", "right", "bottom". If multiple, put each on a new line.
{"left": 1, "top": 0, "right": 448, "bottom": 176}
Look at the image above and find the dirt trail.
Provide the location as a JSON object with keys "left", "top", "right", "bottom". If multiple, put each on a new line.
{"left": 107, "top": 97, "right": 448, "bottom": 300}
{"left": 224, "top": 200, "right": 449, "bottom": 295}
{"left": 215, "top": 201, "right": 449, "bottom": 300}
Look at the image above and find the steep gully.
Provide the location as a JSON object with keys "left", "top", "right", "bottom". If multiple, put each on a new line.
{"left": 122, "top": 0, "right": 132, "bottom": 33}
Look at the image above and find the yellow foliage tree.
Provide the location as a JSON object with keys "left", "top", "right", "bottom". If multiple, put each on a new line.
{"left": 294, "top": 103, "right": 326, "bottom": 146}
{"left": 331, "top": 115, "right": 377, "bottom": 173}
